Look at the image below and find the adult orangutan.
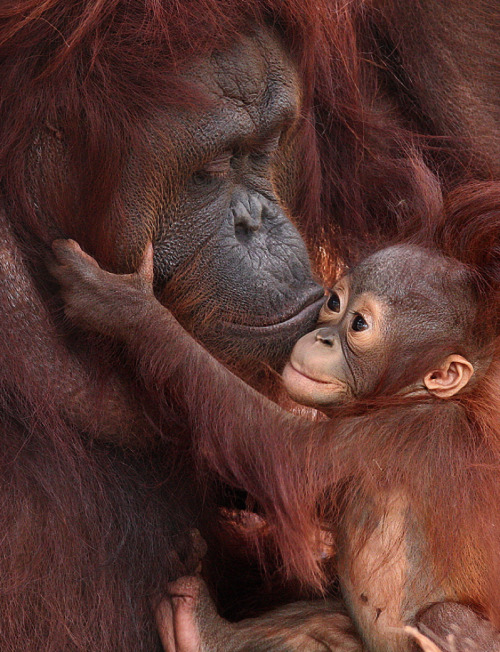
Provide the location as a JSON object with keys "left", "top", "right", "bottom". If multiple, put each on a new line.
{"left": 0, "top": 0, "right": 498, "bottom": 649}
{"left": 50, "top": 182, "right": 500, "bottom": 652}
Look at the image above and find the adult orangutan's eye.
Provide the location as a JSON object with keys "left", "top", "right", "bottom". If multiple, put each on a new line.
{"left": 250, "top": 133, "right": 282, "bottom": 165}
{"left": 326, "top": 291, "right": 341, "bottom": 313}
{"left": 351, "top": 314, "right": 369, "bottom": 332}
{"left": 193, "top": 151, "right": 233, "bottom": 184}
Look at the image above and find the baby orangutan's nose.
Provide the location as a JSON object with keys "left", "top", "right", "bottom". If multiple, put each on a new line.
{"left": 315, "top": 328, "right": 336, "bottom": 347}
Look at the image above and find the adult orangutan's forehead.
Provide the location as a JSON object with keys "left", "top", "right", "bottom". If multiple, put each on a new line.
{"left": 209, "top": 29, "right": 300, "bottom": 115}
{"left": 146, "top": 28, "right": 301, "bottom": 157}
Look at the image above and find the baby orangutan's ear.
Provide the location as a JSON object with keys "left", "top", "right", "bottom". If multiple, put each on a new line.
{"left": 423, "top": 355, "right": 474, "bottom": 398}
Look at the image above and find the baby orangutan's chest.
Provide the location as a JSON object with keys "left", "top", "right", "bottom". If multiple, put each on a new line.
{"left": 337, "top": 491, "right": 449, "bottom": 652}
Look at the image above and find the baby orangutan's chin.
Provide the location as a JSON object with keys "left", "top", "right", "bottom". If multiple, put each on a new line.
{"left": 281, "top": 361, "right": 349, "bottom": 408}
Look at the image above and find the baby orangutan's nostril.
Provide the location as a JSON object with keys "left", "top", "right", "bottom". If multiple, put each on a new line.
{"left": 315, "top": 328, "right": 335, "bottom": 347}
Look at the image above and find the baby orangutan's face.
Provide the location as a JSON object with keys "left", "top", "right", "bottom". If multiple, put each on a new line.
{"left": 282, "top": 275, "right": 386, "bottom": 407}
{"left": 282, "top": 245, "right": 476, "bottom": 409}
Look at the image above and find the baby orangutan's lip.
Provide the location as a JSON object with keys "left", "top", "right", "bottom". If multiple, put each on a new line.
{"left": 282, "top": 361, "right": 350, "bottom": 408}
{"left": 288, "top": 361, "right": 338, "bottom": 385}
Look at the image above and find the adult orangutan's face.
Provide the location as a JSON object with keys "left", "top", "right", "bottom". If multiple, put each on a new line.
{"left": 116, "top": 28, "right": 323, "bottom": 367}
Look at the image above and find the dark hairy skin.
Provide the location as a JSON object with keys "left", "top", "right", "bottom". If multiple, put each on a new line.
{"left": 0, "top": 22, "right": 328, "bottom": 650}
{"left": 29, "top": 29, "right": 322, "bottom": 445}
{"left": 1, "top": 1, "right": 499, "bottom": 649}
{"left": 50, "top": 234, "right": 500, "bottom": 652}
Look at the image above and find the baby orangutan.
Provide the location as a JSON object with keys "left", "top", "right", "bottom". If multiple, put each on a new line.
{"left": 50, "top": 228, "right": 500, "bottom": 652}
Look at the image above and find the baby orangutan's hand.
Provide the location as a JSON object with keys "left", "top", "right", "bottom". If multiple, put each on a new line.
{"left": 50, "top": 239, "right": 161, "bottom": 339}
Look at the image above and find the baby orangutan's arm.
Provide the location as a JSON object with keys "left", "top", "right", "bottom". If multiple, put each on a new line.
{"left": 49, "top": 239, "right": 332, "bottom": 508}
{"left": 49, "top": 240, "right": 500, "bottom": 652}
{"left": 50, "top": 241, "right": 366, "bottom": 651}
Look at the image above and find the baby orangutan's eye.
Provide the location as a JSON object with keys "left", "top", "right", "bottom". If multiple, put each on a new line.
{"left": 351, "top": 314, "right": 369, "bottom": 332}
{"left": 326, "top": 291, "right": 341, "bottom": 313}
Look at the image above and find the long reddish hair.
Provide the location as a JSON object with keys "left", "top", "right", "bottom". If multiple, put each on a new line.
{"left": 0, "top": 2, "right": 497, "bottom": 648}
{"left": 189, "top": 182, "right": 500, "bottom": 619}
{"left": 0, "top": 0, "right": 480, "bottom": 273}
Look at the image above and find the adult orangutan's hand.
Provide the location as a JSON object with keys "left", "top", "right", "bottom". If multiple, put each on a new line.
{"left": 155, "top": 575, "right": 363, "bottom": 652}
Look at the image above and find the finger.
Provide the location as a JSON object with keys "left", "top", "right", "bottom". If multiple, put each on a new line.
{"left": 405, "top": 626, "right": 445, "bottom": 652}
{"left": 48, "top": 246, "right": 100, "bottom": 290}
{"left": 167, "top": 576, "right": 202, "bottom": 600}
{"left": 52, "top": 239, "right": 100, "bottom": 269}
{"left": 171, "top": 595, "right": 202, "bottom": 651}
{"left": 156, "top": 599, "right": 178, "bottom": 652}
{"left": 167, "top": 577, "right": 205, "bottom": 652}
{"left": 156, "top": 580, "right": 202, "bottom": 652}
{"left": 46, "top": 255, "right": 66, "bottom": 281}
{"left": 137, "top": 241, "right": 154, "bottom": 284}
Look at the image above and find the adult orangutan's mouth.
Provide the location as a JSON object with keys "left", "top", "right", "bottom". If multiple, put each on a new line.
{"left": 222, "top": 289, "right": 324, "bottom": 334}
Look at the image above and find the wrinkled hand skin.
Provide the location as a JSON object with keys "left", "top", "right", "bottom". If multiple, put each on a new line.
{"left": 413, "top": 603, "right": 500, "bottom": 652}
{"left": 50, "top": 239, "right": 163, "bottom": 341}
{"left": 155, "top": 575, "right": 363, "bottom": 652}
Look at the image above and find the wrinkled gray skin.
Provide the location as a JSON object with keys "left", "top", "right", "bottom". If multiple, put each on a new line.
{"left": 20, "top": 28, "right": 323, "bottom": 446}
{"left": 110, "top": 28, "right": 323, "bottom": 364}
